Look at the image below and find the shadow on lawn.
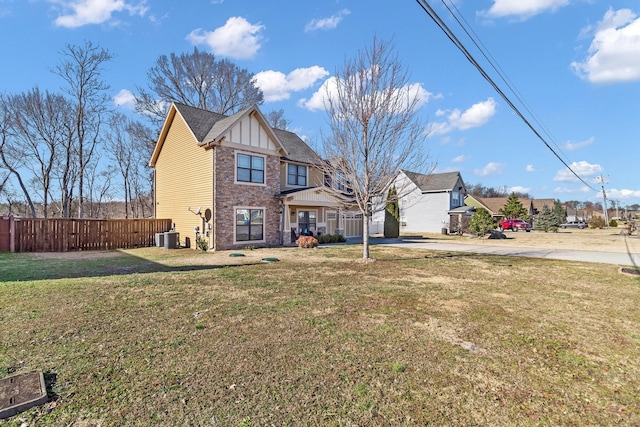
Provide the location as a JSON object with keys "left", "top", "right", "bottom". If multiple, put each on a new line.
{"left": 0, "top": 249, "right": 263, "bottom": 282}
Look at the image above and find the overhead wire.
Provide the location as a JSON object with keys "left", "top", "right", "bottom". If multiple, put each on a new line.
{"left": 442, "top": 0, "right": 568, "bottom": 163}
{"left": 415, "top": 0, "right": 597, "bottom": 191}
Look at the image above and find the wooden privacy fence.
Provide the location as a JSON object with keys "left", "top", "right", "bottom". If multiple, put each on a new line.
{"left": 0, "top": 216, "right": 172, "bottom": 252}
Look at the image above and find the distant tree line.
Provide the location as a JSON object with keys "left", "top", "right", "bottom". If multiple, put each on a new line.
{"left": 468, "top": 184, "right": 639, "bottom": 214}
{"left": 467, "top": 183, "right": 530, "bottom": 199}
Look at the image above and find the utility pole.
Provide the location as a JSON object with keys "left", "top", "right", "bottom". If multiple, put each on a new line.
{"left": 597, "top": 175, "right": 609, "bottom": 228}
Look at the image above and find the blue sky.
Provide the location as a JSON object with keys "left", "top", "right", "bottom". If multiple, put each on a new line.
{"left": 1, "top": 0, "right": 639, "bottom": 206}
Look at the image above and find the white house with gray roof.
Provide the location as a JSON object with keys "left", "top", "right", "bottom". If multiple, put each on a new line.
{"left": 370, "top": 170, "right": 467, "bottom": 234}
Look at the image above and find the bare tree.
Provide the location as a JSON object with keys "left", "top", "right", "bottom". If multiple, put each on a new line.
{"left": 54, "top": 41, "right": 113, "bottom": 218}
{"left": 85, "top": 162, "right": 115, "bottom": 218}
{"left": 265, "top": 108, "right": 291, "bottom": 130}
{"left": 0, "top": 101, "right": 12, "bottom": 197}
{"left": 321, "top": 36, "right": 430, "bottom": 261}
{"left": 135, "top": 48, "right": 264, "bottom": 127}
{"left": 0, "top": 90, "right": 74, "bottom": 218}
{"left": 467, "top": 183, "right": 530, "bottom": 199}
{"left": 125, "top": 120, "right": 155, "bottom": 218}
{"left": 104, "top": 113, "right": 154, "bottom": 219}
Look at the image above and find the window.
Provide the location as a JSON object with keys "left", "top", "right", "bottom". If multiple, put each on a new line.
{"left": 287, "top": 164, "right": 307, "bottom": 186}
{"left": 323, "top": 171, "right": 346, "bottom": 191}
{"left": 334, "top": 171, "right": 345, "bottom": 191}
{"left": 237, "top": 153, "right": 265, "bottom": 184}
{"left": 235, "top": 208, "right": 264, "bottom": 241}
{"left": 452, "top": 191, "right": 460, "bottom": 207}
{"left": 297, "top": 211, "right": 316, "bottom": 235}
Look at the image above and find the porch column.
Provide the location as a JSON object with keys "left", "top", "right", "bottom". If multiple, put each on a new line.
{"left": 283, "top": 203, "right": 293, "bottom": 245}
{"left": 336, "top": 207, "right": 344, "bottom": 236}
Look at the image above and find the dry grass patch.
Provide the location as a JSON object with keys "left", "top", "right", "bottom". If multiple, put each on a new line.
{"left": 1, "top": 246, "right": 639, "bottom": 426}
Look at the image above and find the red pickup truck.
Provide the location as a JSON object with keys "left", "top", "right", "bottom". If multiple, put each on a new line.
{"left": 498, "top": 218, "right": 531, "bottom": 232}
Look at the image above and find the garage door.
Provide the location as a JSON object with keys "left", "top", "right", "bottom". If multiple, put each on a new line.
{"left": 343, "top": 213, "right": 363, "bottom": 237}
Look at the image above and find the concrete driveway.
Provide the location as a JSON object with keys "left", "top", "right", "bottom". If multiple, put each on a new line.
{"left": 350, "top": 236, "right": 640, "bottom": 267}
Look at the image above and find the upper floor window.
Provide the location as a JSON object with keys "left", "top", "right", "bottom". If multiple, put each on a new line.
{"left": 452, "top": 191, "right": 460, "bottom": 207}
{"left": 287, "top": 164, "right": 307, "bottom": 186}
{"left": 335, "top": 171, "right": 346, "bottom": 191}
{"left": 324, "top": 170, "right": 345, "bottom": 191}
{"left": 237, "top": 153, "right": 264, "bottom": 184}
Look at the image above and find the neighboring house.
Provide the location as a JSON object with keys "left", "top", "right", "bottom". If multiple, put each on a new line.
{"left": 464, "top": 195, "right": 556, "bottom": 221}
{"left": 149, "top": 103, "right": 361, "bottom": 250}
{"left": 371, "top": 170, "right": 467, "bottom": 234}
{"left": 565, "top": 207, "right": 587, "bottom": 223}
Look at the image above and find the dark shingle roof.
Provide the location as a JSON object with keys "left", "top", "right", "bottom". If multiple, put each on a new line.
{"left": 173, "top": 103, "right": 227, "bottom": 142}
{"left": 173, "top": 103, "right": 321, "bottom": 165}
{"left": 274, "top": 128, "right": 322, "bottom": 165}
{"left": 402, "top": 170, "right": 464, "bottom": 193}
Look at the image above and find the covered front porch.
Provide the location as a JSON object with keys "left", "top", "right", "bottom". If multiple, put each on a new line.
{"left": 280, "top": 187, "right": 363, "bottom": 245}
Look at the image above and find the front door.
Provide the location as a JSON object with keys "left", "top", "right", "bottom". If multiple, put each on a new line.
{"left": 298, "top": 211, "right": 317, "bottom": 235}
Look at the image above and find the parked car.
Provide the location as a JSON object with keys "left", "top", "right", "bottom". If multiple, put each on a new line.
{"left": 560, "top": 221, "right": 587, "bottom": 229}
{"left": 499, "top": 218, "right": 531, "bottom": 232}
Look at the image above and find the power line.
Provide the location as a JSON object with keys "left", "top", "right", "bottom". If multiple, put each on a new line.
{"left": 441, "top": 1, "right": 569, "bottom": 163}
{"left": 415, "top": 0, "right": 598, "bottom": 191}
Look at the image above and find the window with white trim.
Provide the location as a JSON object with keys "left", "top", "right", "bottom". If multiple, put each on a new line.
{"left": 287, "top": 164, "right": 307, "bottom": 186}
{"left": 235, "top": 208, "right": 264, "bottom": 241}
{"left": 237, "top": 153, "right": 265, "bottom": 184}
{"left": 335, "top": 171, "right": 345, "bottom": 191}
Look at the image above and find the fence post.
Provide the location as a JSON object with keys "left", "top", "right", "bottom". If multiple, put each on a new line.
{"left": 9, "top": 215, "right": 15, "bottom": 252}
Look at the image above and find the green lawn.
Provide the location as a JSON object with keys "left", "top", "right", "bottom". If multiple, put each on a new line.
{"left": 1, "top": 246, "right": 639, "bottom": 426}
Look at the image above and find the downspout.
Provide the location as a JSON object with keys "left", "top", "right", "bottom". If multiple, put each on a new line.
{"left": 212, "top": 147, "right": 217, "bottom": 251}
{"left": 279, "top": 198, "right": 284, "bottom": 246}
{"left": 152, "top": 168, "right": 157, "bottom": 218}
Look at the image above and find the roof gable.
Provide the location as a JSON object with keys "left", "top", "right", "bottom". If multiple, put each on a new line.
{"left": 176, "top": 103, "right": 227, "bottom": 142}
{"left": 150, "top": 102, "right": 327, "bottom": 168}
{"left": 279, "top": 186, "right": 349, "bottom": 206}
{"left": 401, "top": 170, "right": 464, "bottom": 193}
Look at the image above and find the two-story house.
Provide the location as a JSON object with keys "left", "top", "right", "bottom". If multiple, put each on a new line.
{"left": 149, "top": 103, "right": 361, "bottom": 250}
{"left": 370, "top": 170, "right": 467, "bottom": 234}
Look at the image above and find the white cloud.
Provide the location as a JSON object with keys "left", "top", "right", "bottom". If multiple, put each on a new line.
{"left": 298, "top": 76, "right": 437, "bottom": 112}
{"left": 113, "top": 88, "right": 135, "bottom": 108}
{"left": 554, "top": 185, "right": 592, "bottom": 194}
{"left": 606, "top": 188, "right": 640, "bottom": 201}
{"left": 305, "top": 9, "right": 350, "bottom": 32}
{"left": 553, "top": 160, "right": 603, "bottom": 183}
{"left": 298, "top": 76, "right": 336, "bottom": 111}
{"left": 451, "top": 154, "right": 469, "bottom": 163}
{"left": 473, "top": 162, "right": 504, "bottom": 177}
{"left": 525, "top": 164, "right": 535, "bottom": 172}
{"left": 571, "top": 9, "right": 640, "bottom": 84}
{"left": 253, "top": 66, "right": 329, "bottom": 102}
{"left": 509, "top": 185, "right": 531, "bottom": 194}
{"left": 482, "top": 0, "right": 570, "bottom": 20}
{"left": 430, "top": 98, "right": 497, "bottom": 135}
{"left": 564, "top": 136, "right": 594, "bottom": 151}
{"left": 52, "top": 0, "right": 148, "bottom": 28}
{"left": 187, "top": 16, "right": 264, "bottom": 60}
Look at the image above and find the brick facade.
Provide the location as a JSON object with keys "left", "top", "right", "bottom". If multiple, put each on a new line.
{"left": 213, "top": 145, "right": 281, "bottom": 250}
